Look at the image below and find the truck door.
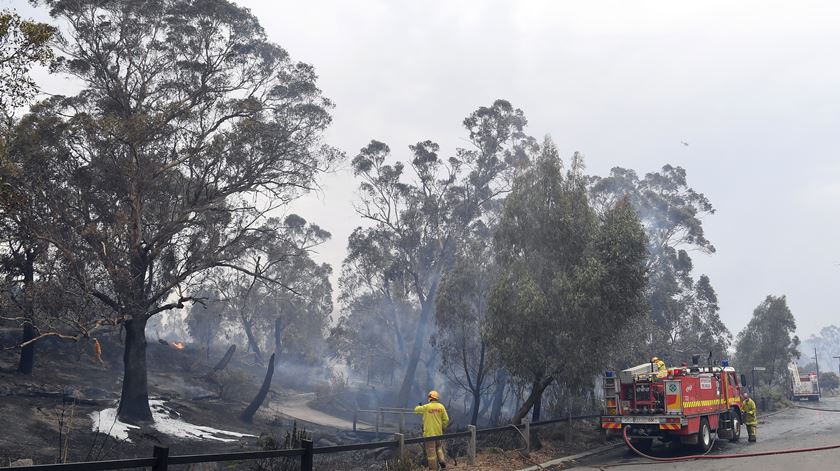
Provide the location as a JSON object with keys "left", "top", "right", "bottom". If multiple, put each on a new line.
{"left": 726, "top": 372, "right": 739, "bottom": 406}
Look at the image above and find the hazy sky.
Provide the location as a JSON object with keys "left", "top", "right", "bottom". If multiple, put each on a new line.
{"left": 8, "top": 1, "right": 840, "bottom": 339}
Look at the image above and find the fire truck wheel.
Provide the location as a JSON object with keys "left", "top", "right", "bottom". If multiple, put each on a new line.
{"left": 695, "top": 418, "right": 712, "bottom": 452}
{"left": 729, "top": 409, "right": 741, "bottom": 442}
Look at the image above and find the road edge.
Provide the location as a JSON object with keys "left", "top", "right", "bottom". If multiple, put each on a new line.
{"left": 514, "top": 442, "right": 624, "bottom": 471}
{"left": 514, "top": 406, "right": 791, "bottom": 471}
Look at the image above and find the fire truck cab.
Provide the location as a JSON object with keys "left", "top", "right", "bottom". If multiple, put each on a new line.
{"left": 601, "top": 357, "right": 745, "bottom": 452}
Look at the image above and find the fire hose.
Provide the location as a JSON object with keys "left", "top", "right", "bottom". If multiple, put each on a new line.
{"left": 622, "top": 426, "right": 840, "bottom": 462}
{"left": 792, "top": 404, "right": 840, "bottom": 413}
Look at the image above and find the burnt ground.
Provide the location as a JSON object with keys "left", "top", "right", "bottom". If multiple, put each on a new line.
{"left": 0, "top": 326, "right": 398, "bottom": 468}
{"left": 0, "top": 325, "right": 608, "bottom": 470}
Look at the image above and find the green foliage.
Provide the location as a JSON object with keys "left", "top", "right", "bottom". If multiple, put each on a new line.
{"left": 186, "top": 292, "right": 225, "bottom": 359}
{"left": 487, "top": 137, "right": 648, "bottom": 403}
{"left": 18, "top": 0, "right": 338, "bottom": 418}
{"left": 210, "top": 214, "right": 333, "bottom": 366}
{"left": 590, "top": 165, "right": 730, "bottom": 365}
{"left": 0, "top": 10, "right": 56, "bottom": 114}
{"left": 337, "top": 99, "right": 537, "bottom": 403}
{"left": 434, "top": 232, "right": 497, "bottom": 424}
{"left": 735, "top": 295, "right": 800, "bottom": 385}
{"left": 820, "top": 372, "right": 840, "bottom": 391}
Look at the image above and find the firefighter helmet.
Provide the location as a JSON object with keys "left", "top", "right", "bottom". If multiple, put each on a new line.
{"left": 428, "top": 390, "right": 440, "bottom": 401}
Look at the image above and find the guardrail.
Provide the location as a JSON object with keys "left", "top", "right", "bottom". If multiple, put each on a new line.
{"left": 7, "top": 413, "right": 601, "bottom": 470}
{"left": 354, "top": 407, "right": 420, "bottom": 434}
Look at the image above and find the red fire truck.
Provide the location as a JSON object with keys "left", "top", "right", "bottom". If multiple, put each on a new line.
{"left": 601, "top": 357, "right": 746, "bottom": 451}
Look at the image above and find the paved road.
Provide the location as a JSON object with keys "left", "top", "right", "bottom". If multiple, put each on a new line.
{"left": 569, "top": 396, "right": 840, "bottom": 470}
{"left": 265, "top": 392, "right": 366, "bottom": 430}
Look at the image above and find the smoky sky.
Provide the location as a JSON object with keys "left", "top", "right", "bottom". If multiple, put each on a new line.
{"left": 9, "top": 0, "right": 840, "bottom": 339}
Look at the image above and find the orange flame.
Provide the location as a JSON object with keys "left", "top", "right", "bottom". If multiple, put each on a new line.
{"left": 172, "top": 341, "right": 186, "bottom": 350}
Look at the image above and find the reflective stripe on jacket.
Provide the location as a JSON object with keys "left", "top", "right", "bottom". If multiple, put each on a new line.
{"left": 415, "top": 401, "right": 449, "bottom": 436}
{"left": 742, "top": 398, "right": 757, "bottom": 425}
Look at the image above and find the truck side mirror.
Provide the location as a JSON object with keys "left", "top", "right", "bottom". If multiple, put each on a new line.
{"left": 740, "top": 374, "right": 747, "bottom": 387}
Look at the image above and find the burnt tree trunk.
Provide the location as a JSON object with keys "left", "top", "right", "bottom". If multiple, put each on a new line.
{"left": 117, "top": 316, "right": 153, "bottom": 423}
{"left": 17, "top": 323, "right": 36, "bottom": 374}
{"left": 273, "top": 317, "right": 284, "bottom": 365}
{"left": 532, "top": 391, "right": 542, "bottom": 422}
{"left": 242, "top": 318, "right": 264, "bottom": 366}
{"left": 17, "top": 250, "right": 36, "bottom": 375}
{"left": 213, "top": 344, "right": 236, "bottom": 372}
{"left": 398, "top": 279, "right": 438, "bottom": 405}
{"left": 241, "top": 353, "right": 276, "bottom": 423}
{"left": 470, "top": 388, "right": 482, "bottom": 426}
{"left": 512, "top": 376, "right": 553, "bottom": 424}
{"left": 489, "top": 370, "right": 508, "bottom": 426}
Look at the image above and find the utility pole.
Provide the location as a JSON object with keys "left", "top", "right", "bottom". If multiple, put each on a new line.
{"left": 833, "top": 355, "right": 840, "bottom": 375}
{"left": 811, "top": 348, "right": 821, "bottom": 396}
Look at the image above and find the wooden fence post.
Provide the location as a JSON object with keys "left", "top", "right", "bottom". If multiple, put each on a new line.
{"left": 395, "top": 433, "right": 405, "bottom": 459}
{"left": 152, "top": 445, "right": 169, "bottom": 471}
{"left": 378, "top": 408, "right": 384, "bottom": 437}
{"left": 566, "top": 406, "right": 573, "bottom": 442}
{"left": 467, "top": 425, "right": 476, "bottom": 465}
{"left": 523, "top": 418, "right": 530, "bottom": 455}
{"left": 301, "top": 439, "right": 314, "bottom": 471}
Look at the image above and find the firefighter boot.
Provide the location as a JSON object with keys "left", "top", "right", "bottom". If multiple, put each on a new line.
{"left": 436, "top": 441, "right": 447, "bottom": 469}
{"left": 747, "top": 425, "right": 757, "bottom": 442}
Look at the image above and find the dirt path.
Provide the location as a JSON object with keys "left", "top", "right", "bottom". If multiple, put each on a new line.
{"left": 269, "top": 392, "right": 374, "bottom": 431}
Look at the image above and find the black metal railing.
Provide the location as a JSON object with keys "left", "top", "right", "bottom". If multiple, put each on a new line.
{"left": 6, "top": 413, "right": 601, "bottom": 470}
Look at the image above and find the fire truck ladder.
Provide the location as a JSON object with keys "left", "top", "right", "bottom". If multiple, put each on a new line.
{"left": 604, "top": 374, "right": 620, "bottom": 415}
{"left": 788, "top": 361, "right": 802, "bottom": 389}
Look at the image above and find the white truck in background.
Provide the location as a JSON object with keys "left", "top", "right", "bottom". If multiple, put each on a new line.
{"left": 789, "top": 361, "right": 820, "bottom": 401}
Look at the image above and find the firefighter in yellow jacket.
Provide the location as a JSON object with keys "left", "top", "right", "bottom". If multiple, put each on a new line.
{"left": 415, "top": 390, "right": 449, "bottom": 469}
{"left": 742, "top": 392, "right": 757, "bottom": 442}
{"left": 651, "top": 357, "right": 667, "bottom": 379}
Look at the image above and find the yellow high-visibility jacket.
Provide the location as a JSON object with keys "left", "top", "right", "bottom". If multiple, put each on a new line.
{"left": 655, "top": 360, "right": 667, "bottom": 378}
{"left": 742, "top": 398, "right": 757, "bottom": 425}
{"left": 415, "top": 400, "right": 449, "bottom": 437}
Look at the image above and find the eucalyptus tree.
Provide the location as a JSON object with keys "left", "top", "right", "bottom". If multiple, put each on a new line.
{"left": 345, "top": 100, "right": 536, "bottom": 405}
{"left": 434, "top": 230, "right": 498, "bottom": 426}
{"left": 0, "top": 9, "right": 55, "bottom": 116}
{"left": 735, "top": 295, "right": 800, "bottom": 385}
{"left": 186, "top": 289, "right": 224, "bottom": 360}
{"left": 0, "top": 10, "right": 57, "bottom": 373}
{"left": 590, "top": 165, "right": 729, "bottom": 362}
{"left": 210, "top": 215, "right": 332, "bottom": 366}
{"left": 31, "top": 0, "right": 339, "bottom": 422}
{"left": 487, "top": 138, "right": 648, "bottom": 423}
